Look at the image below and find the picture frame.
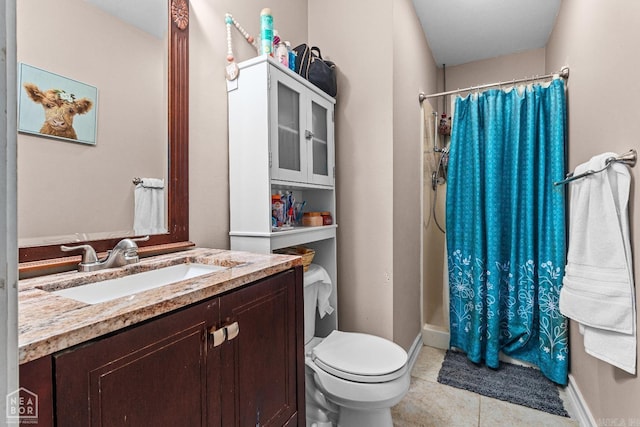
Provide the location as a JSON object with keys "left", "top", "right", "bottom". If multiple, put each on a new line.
{"left": 18, "top": 63, "right": 98, "bottom": 145}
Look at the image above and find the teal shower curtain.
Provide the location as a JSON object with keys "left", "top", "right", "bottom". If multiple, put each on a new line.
{"left": 446, "top": 79, "right": 568, "bottom": 384}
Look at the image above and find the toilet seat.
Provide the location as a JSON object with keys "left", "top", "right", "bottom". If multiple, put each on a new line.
{"left": 312, "top": 331, "right": 408, "bottom": 383}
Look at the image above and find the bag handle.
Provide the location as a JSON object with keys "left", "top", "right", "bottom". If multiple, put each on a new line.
{"left": 310, "top": 46, "right": 323, "bottom": 59}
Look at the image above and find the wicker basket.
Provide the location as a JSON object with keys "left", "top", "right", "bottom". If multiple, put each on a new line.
{"left": 275, "top": 246, "right": 315, "bottom": 271}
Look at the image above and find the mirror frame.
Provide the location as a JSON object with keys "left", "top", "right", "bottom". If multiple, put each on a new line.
{"left": 18, "top": 0, "right": 190, "bottom": 266}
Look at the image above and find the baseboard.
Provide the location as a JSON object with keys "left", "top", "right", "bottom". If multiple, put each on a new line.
{"left": 421, "top": 323, "right": 449, "bottom": 350}
{"left": 407, "top": 333, "right": 423, "bottom": 373}
{"left": 565, "top": 374, "right": 597, "bottom": 427}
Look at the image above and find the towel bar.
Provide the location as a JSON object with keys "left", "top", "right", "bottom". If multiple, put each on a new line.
{"left": 553, "top": 149, "right": 637, "bottom": 186}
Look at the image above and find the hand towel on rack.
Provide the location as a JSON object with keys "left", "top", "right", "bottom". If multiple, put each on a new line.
{"left": 134, "top": 178, "right": 166, "bottom": 235}
{"left": 559, "top": 152, "right": 636, "bottom": 374}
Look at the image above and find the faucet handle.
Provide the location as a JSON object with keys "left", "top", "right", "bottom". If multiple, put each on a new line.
{"left": 60, "top": 244, "right": 99, "bottom": 264}
{"left": 132, "top": 235, "right": 150, "bottom": 243}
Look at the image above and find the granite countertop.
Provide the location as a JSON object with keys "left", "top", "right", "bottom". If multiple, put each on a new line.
{"left": 18, "top": 248, "right": 302, "bottom": 364}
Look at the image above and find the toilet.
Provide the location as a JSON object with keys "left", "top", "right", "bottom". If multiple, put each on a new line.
{"left": 304, "top": 265, "right": 411, "bottom": 427}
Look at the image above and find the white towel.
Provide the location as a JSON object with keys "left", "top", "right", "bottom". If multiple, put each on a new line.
{"left": 304, "top": 264, "right": 334, "bottom": 318}
{"left": 133, "top": 178, "right": 166, "bottom": 235}
{"left": 559, "top": 152, "right": 636, "bottom": 374}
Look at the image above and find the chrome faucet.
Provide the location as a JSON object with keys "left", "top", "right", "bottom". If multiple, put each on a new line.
{"left": 61, "top": 236, "right": 149, "bottom": 272}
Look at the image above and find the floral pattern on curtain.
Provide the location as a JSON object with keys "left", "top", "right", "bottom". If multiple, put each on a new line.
{"left": 446, "top": 78, "right": 568, "bottom": 384}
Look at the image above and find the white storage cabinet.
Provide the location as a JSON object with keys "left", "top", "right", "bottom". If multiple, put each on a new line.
{"left": 227, "top": 55, "right": 337, "bottom": 337}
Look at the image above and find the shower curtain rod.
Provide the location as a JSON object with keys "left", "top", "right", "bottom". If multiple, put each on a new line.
{"left": 418, "top": 66, "right": 570, "bottom": 102}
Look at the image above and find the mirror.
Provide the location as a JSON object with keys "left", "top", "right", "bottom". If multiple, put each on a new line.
{"left": 18, "top": 0, "right": 189, "bottom": 264}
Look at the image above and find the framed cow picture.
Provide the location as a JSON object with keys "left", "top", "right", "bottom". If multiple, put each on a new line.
{"left": 18, "top": 63, "right": 98, "bottom": 145}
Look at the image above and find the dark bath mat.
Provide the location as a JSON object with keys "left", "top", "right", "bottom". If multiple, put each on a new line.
{"left": 437, "top": 350, "right": 569, "bottom": 417}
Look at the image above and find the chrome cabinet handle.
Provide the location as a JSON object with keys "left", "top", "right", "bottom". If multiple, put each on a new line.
{"left": 208, "top": 322, "right": 240, "bottom": 347}
{"left": 226, "top": 322, "right": 240, "bottom": 341}
{"left": 305, "top": 129, "right": 314, "bottom": 140}
{"left": 209, "top": 326, "right": 226, "bottom": 347}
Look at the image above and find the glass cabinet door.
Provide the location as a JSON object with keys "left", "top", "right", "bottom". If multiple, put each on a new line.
{"left": 269, "top": 65, "right": 334, "bottom": 187}
{"left": 277, "top": 83, "right": 301, "bottom": 172}
{"left": 270, "top": 70, "right": 307, "bottom": 183}
{"left": 307, "top": 96, "right": 334, "bottom": 186}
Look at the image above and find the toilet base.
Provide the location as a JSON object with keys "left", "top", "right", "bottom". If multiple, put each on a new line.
{"left": 338, "top": 407, "right": 393, "bottom": 427}
{"left": 306, "top": 367, "right": 338, "bottom": 427}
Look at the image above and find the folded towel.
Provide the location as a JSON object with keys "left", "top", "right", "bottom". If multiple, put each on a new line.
{"left": 134, "top": 178, "right": 166, "bottom": 235}
{"left": 559, "top": 152, "right": 636, "bottom": 374}
{"left": 304, "top": 264, "right": 335, "bottom": 318}
{"left": 139, "top": 178, "right": 165, "bottom": 189}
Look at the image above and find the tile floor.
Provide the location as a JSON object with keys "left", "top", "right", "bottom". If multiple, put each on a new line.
{"left": 391, "top": 346, "right": 580, "bottom": 427}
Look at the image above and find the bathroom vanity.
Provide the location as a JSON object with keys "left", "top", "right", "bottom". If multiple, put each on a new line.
{"left": 17, "top": 249, "right": 305, "bottom": 426}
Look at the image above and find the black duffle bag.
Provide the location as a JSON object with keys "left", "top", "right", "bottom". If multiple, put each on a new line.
{"left": 293, "top": 44, "right": 337, "bottom": 97}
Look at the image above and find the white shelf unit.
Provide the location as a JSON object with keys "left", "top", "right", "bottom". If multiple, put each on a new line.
{"left": 227, "top": 55, "right": 337, "bottom": 337}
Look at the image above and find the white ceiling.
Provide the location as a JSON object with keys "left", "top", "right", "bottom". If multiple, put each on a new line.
{"left": 412, "top": 0, "right": 561, "bottom": 67}
{"left": 85, "top": 0, "right": 167, "bottom": 39}
{"left": 84, "top": 0, "right": 560, "bottom": 66}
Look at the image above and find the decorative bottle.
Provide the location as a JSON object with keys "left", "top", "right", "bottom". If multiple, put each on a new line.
{"left": 260, "top": 8, "right": 274, "bottom": 56}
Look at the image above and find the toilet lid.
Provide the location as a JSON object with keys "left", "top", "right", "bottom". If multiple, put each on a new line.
{"left": 312, "top": 331, "right": 408, "bottom": 383}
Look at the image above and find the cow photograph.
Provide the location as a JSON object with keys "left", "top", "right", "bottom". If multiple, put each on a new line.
{"left": 18, "top": 63, "right": 98, "bottom": 145}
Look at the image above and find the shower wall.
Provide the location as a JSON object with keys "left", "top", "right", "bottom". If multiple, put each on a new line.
{"left": 422, "top": 102, "right": 447, "bottom": 329}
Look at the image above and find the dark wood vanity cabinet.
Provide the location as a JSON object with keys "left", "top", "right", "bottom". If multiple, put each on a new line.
{"left": 55, "top": 296, "right": 219, "bottom": 426}
{"left": 220, "top": 268, "right": 302, "bottom": 426}
{"left": 20, "top": 267, "right": 305, "bottom": 426}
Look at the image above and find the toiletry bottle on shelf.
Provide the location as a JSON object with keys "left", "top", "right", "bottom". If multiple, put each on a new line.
{"left": 286, "top": 193, "right": 295, "bottom": 225}
{"left": 260, "top": 8, "right": 274, "bottom": 56}
{"left": 321, "top": 212, "right": 333, "bottom": 226}
{"left": 272, "top": 194, "right": 284, "bottom": 227}
{"left": 285, "top": 41, "right": 296, "bottom": 71}
{"left": 275, "top": 33, "right": 289, "bottom": 68}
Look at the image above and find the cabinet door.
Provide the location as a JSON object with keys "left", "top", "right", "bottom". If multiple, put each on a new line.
{"left": 270, "top": 67, "right": 308, "bottom": 184}
{"left": 19, "top": 357, "right": 54, "bottom": 427}
{"left": 55, "top": 298, "right": 220, "bottom": 427}
{"left": 220, "top": 268, "right": 304, "bottom": 426}
{"left": 307, "top": 94, "right": 335, "bottom": 186}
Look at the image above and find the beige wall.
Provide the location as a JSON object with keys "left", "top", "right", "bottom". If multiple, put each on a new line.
{"left": 392, "top": 0, "right": 439, "bottom": 349}
{"left": 305, "top": 0, "right": 437, "bottom": 349}
{"left": 442, "top": 48, "right": 546, "bottom": 92}
{"left": 546, "top": 0, "right": 640, "bottom": 421}
{"left": 308, "top": 0, "right": 395, "bottom": 341}
{"left": 17, "top": 0, "right": 166, "bottom": 241}
{"left": 188, "top": 0, "right": 308, "bottom": 251}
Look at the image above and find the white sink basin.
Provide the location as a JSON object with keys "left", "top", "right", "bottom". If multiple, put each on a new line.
{"left": 52, "top": 263, "right": 227, "bottom": 304}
